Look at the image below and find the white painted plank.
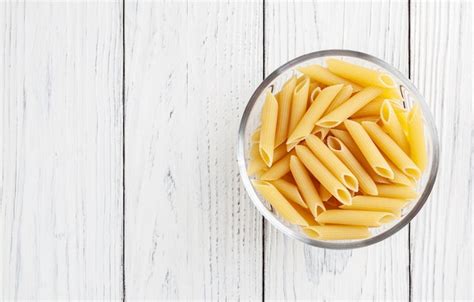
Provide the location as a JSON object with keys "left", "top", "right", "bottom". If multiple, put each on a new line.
{"left": 264, "top": 1, "right": 410, "bottom": 300}
{"left": 410, "top": 1, "right": 472, "bottom": 300}
{"left": 0, "top": 2, "right": 123, "bottom": 300}
{"left": 124, "top": 1, "right": 262, "bottom": 299}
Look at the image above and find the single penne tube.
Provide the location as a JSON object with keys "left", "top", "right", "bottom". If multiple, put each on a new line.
{"left": 275, "top": 76, "right": 297, "bottom": 146}
{"left": 380, "top": 100, "right": 410, "bottom": 154}
{"left": 316, "top": 86, "right": 383, "bottom": 128}
{"left": 326, "top": 58, "right": 396, "bottom": 89}
{"left": 339, "top": 195, "right": 410, "bottom": 216}
{"left": 392, "top": 102, "right": 409, "bottom": 134}
{"left": 315, "top": 209, "right": 396, "bottom": 227}
{"left": 380, "top": 87, "right": 403, "bottom": 100}
{"left": 260, "top": 152, "right": 292, "bottom": 180}
{"left": 251, "top": 128, "right": 261, "bottom": 143}
{"left": 297, "top": 65, "right": 362, "bottom": 92}
{"left": 305, "top": 134, "right": 359, "bottom": 191}
{"left": 272, "top": 143, "right": 288, "bottom": 164}
{"left": 344, "top": 120, "right": 394, "bottom": 179}
{"left": 252, "top": 180, "right": 315, "bottom": 226}
{"left": 377, "top": 184, "right": 418, "bottom": 199}
{"left": 303, "top": 225, "right": 370, "bottom": 240}
{"left": 325, "top": 85, "right": 353, "bottom": 113}
{"left": 351, "top": 97, "right": 385, "bottom": 118}
{"left": 329, "top": 129, "right": 389, "bottom": 184}
{"left": 362, "top": 121, "right": 421, "bottom": 179}
{"left": 287, "top": 84, "right": 343, "bottom": 150}
{"left": 295, "top": 145, "right": 352, "bottom": 205}
{"left": 311, "top": 126, "right": 330, "bottom": 140}
{"left": 319, "top": 185, "right": 333, "bottom": 201}
{"left": 271, "top": 178, "right": 308, "bottom": 209}
{"left": 259, "top": 91, "right": 279, "bottom": 166}
{"left": 326, "top": 136, "right": 378, "bottom": 195}
{"left": 308, "top": 84, "right": 321, "bottom": 108}
{"left": 289, "top": 156, "right": 325, "bottom": 217}
{"left": 288, "top": 76, "right": 310, "bottom": 136}
{"left": 247, "top": 156, "right": 267, "bottom": 176}
{"left": 407, "top": 103, "right": 427, "bottom": 171}
{"left": 250, "top": 143, "right": 260, "bottom": 160}
{"left": 385, "top": 157, "right": 414, "bottom": 186}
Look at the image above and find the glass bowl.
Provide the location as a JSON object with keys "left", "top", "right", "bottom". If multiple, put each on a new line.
{"left": 237, "top": 50, "right": 439, "bottom": 249}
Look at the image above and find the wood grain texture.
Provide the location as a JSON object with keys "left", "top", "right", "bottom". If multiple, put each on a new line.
{"left": 0, "top": 2, "right": 123, "bottom": 300}
{"left": 264, "top": 1, "right": 410, "bottom": 300}
{"left": 124, "top": 1, "right": 262, "bottom": 299}
{"left": 409, "top": 1, "right": 472, "bottom": 300}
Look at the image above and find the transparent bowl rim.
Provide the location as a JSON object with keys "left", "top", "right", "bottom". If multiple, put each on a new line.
{"left": 237, "top": 49, "right": 440, "bottom": 249}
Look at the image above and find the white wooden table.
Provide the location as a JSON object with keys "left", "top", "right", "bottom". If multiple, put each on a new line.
{"left": 1, "top": 1, "right": 472, "bottom": 300}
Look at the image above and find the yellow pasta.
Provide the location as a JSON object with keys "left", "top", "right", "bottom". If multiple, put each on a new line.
{"left": 271, "top": 178, "right": 308, "bottom": 209}
{"left": 319, "top": 185, "right": 332, "bottom": 201}
{"left": 339, "top": 195, "right": 409, "bottom": 216}
{"left": 308, "top": 85, "right": 321, "bottom": 108}
{"left": 315, "top": 209, "right": 396, "bottom": 227}
{"left": 289, "top": 156, "right": 325, "bottom": 217}
{"left": 295, "top": 145, "right": 352, "bottom": 205}
{"left": 297, "top": 65, "right": 362, "bottom": 92}
{"left": 350, "top": 116, "right": 380, "bottom": 124}
{"left": 259, "top": 91, "right": 279, "bottom": 166}
{"left": 392, "top": 102, "right": 409, "bottom": 134}
{"left": 251, "top": 128, "right": 261, "bottom": 143}
{"left": 329, "top": 129, "right": 390, "bottom": 184}
{"left": 377, "top": 184, "right": 418, "bottom": 199}
{"left": 260, "top": 152, "right": 292, "bottom": 180}
{"left": 247, "top": 156, "right": 267, "bottom": 176}
{"left": 287, "top": 84, "right": 343, "bottom": 150}
{"left": 408, "top": 103, "right": 427, "bottom": 171}
{"left": 249, "top": 143, "right": 260, "bottom": 159}
{"left": 303, "top": 225, "right": 370, "bottom": 240}
{"left": 362, "top": 121, "right": 421, "bottom": 179}
{"left": 326, "top": 58, "right": 396, "bottom": 88}
{"left": 344, "top": 120, "right": 394, "bottom": 179}
{"left": 311, "top": 126, "right": 330, "bottom": 140}
{"left": 380, "top": 100, "right": 410, "bottom": 154}
{"left": 305, "top": 134, "right": 359, "bottom": 191}
{"left": 252, "top": 180, "right": 315, "bottom": 226}
{"left": 325, "top": 85, "right": 353, "bottom": 113}
{"left": 386, "top": 158, "right": 414, "bottom": 186}
{"left": 272, "top": 143, "right": 288, "bottom": 164}
{"left": 316, "top": 86, "right": 383, "bottom": 128}
{"left": 288, "top": 76, "right": 310, "bottom": 136}
{"left": 351, "top": 97, "right": 384, "bottom": 118}
{"left": 326, "top": 136, "right": 378, "bottom": 195}
{"left": 275, "top": 76, "right": 297, "bottom": 146}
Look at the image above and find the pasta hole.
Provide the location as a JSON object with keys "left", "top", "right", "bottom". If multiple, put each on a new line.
{"left": 259, "top": 150, "right": 272, "bottom": 167}
{"left": 374, "top": 166, "right": 394, "bottom": 179}
{"left": 404, "top": 167, "right": 421, "bottom": 179}
{"left": 335, "top": 189, "right": 352, "bottom": 205}
{"left": 343, "top": 175, "right": 359, "bottom": 192}
{"left": 380, "top": 103, "right": 391, "bottom": 123}
{"left": 379, "top": 73, "right": 396, "bottom": 88}
{"left": 317, "top": 120, "right": 340, "bottom": 128}
{"left": 303, "top": 228, "right": 321, "bottom": 239}
{"left": 326, "top": 136, "right": 342, "bottom": 151}
{"left": 379, "top": 213, "right": 396, "bottom": 224}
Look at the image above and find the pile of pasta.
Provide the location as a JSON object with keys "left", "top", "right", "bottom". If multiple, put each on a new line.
{"left": 248, "top": 58, "right": 427, "bottom": 241}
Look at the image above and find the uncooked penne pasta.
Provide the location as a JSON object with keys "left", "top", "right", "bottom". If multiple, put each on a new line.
{"left": 251, "top": 128, "right": 261, "bottom": 143}
{"left": 380, "top": 100, "right": 410, "bottom": 154}
{"left": 362, "top": 121, "right": 421, "bottom": 179}
{"left": 308, "top": 84, "right": 321, "bottom": 108}
{"left": 297, "top": 65, "right": 362, "bottom": 92}
{"left": 319, "top": 185, "right": 333, "bottom": 201}
{"left": 351, "top": 97, "right": 384, "bottom": 118}
{"left": 386, "top": 158, "right": 414, "bottom": 187}
{"left": 325, "top": 85, "right": 353, "bottom": 113}
{"left": 316, "top": 86, "right": 383, "bottom": 128}
{"left": 288, "top": 76, "right": 310, "bottom": 136}
{"left": 259, "top": 91, "right": 279, "bottom": 166}
{"left": 287, "top": 84, "right": 343, "bottom": 150}
{"left": 305, "top": 134, "right": 359, "bottom": 192}
{"left": 247, "top": 156, "right": 267, "bottom": 176}
{"left": 252, "top": 180, "right": 315, "bottom": 226}
{"left": 275, "top": 76, "right": 297, "bottom": 146}
{"left": 260, "top": 152, "right": 292, "bottom": 180}
{"left": 329, "top": 129, "right": 390, "bottom": 184}
{"left": 316, "top": 209, "right": 396, "bottom": 227}
{"left": 344, "top": 120, "right": 394, "bottom": 179}
{"left": 311, "top": 126, "right": 330, "bottom": 140}
{"left": 350, "top": 116, "right": 380, "bottom": 124}
{"left": 273, "top": 143, "right": 288, "bottom": 164}
{"left": 271, "top": 178, "right": 308, "bottom": 209}
{"left": 326, "top": 58, "right": 396, "bottom": 89}
{"left": 289, "top": 156, "right": 325, "bottom": 217}
{"left": 295, "top": 145, "right": 352, "bottom": 205}
{"left": 392, "top": 102, "right": 409, "bottom": 134}
{"left": 407, "top": 103, "right": 427, "bottom": 171}
{"left": 339, "top": 195, "right": 409, "bottom": 216}
{"left": 303, "top": 225, "right": 370, "bottom": 240}
{"left": 326, "top": 136, "right": 378, "bottom": 195}
{"left": 377, "top": 184, "right": 418, "bottom": 199}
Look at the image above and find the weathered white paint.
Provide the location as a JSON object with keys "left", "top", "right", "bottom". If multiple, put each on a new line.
{"left": 0, "top": 2, "right": 123, "bottom": 300}
{"left": 410, "top": 0, "right": 472, "bottom": 300}
{"left": 124, "top": 1, "right": 262, "bottom": 300}
{"left": 264, "top": 1, "right": 410, "bottom": 300}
